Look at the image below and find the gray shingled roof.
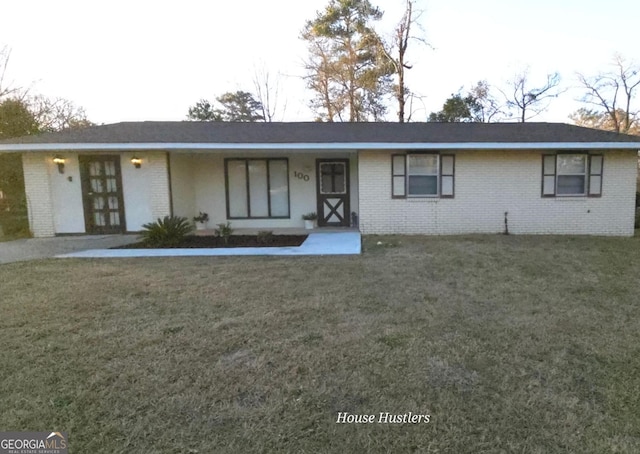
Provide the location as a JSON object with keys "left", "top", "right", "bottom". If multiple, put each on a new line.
{"left": 1, "top": 121, "right": 639, "bottom": 146}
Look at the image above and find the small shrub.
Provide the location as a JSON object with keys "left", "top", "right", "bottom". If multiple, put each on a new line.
{"left": 635, "top": 210, "right": 640, "bottom": 229}
{"left": 302, "top": 212, "right": 318, "bottom": 221}
{"left": 257, "top": 230, "right": 273, "bottom": 244}
{"left": 140, "top": 216, "right": 192, "bottom": 247}
{"left": 193, "top": 211, "right": 209, "bottom": 223}
{"left": 215, "top": 222, "right": 234, "bottom": 245}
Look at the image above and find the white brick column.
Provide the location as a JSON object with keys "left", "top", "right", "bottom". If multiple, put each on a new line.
{"left": 148, "top": 152, "right": 172, "bottom": 219}
{"left": 22, "top": 153, "right": 56, "bottom": 237}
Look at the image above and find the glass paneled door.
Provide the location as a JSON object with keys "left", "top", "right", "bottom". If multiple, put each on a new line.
{"left": 79, "top": 155, "right": 126, "bottom": 234}
{"left": 316, "top": 159, "right": 350, "bottom": 227}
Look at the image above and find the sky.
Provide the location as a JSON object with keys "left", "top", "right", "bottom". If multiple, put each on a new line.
{"left": 1, "top": 0, "right": 639, "bottom": 125}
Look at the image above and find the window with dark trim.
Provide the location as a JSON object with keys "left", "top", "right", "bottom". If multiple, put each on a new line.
{"left": 588, "top": 155, "right": 603, "bottom": 196}
{"left": 392, "top": 154, "right": 406, "bottom": 197}
{"left": 391, "top": 153, "right": 455, "bottom": 198}
{"left": 225, "top": 158, "right": 290, "bottom": 219}
{"left": 542, "top": 153, "right": 603, "bottom": 197}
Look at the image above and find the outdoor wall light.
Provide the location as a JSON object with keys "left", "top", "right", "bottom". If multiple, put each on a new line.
{"left": 53, "top": 155, "right": 66, "bottom": 174}
{"left": 131, "top": 157, "right": 142, "bottom": 168}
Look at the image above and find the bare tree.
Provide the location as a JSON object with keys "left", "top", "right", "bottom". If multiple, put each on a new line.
{"left": 502, "top": 69, "right": 563, "bottom": 122}
{"left": 27, "top": 95, "right": 93, "bottom": 131}
{"left": 0, "top": 46, "right": 11, "bottom": 99}
{"left": 252, "top": 64, "right": 286, "bottom": 122}
{"left": 380, "top": 0, "right": 430, "bottom": 122}
{"left": 1, "top": 45, "right": 91, "bottom": 131}
{"left": 469, "top": 80, "right": 504, "bottom": 122}
{"left": 570, "top": 107, "right": 640, "bottom": 135}
{"left": 576, "top": 54, "right": 640, "bottom": 133}
{"left": 0, "top": 46, "right": 21, "bottom": 100}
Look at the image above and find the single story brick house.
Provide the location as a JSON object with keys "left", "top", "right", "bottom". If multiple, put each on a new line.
{"left": 0, "top": 122, "right": 639, "bottom": 237}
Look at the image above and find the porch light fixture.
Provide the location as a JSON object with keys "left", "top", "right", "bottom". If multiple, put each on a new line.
{"left": 53, "top": 155, "right": 66, "bottom": 174}
{"left": 131, "top": 157, "right": 142, "bottom": 168}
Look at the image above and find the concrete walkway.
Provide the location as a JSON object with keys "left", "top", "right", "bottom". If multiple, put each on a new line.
{"left": 56, "top": 232, "right": 361, "bottom": 258}
{"left": 0, "top": 235, "right": 139, "bottom": 264}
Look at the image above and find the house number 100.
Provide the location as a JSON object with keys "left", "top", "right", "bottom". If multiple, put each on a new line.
{"left": 294, "top": 171, "right": 310, "bottom": 182}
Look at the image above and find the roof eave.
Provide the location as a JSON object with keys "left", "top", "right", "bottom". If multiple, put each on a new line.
{"left": 1, "top": 142, "right": 640, "bottom": 152}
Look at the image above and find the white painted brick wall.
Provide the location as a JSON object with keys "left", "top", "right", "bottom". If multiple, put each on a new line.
{"left": 22, "top": 151, "right": 171, "bottom": 236}
{"left": 358, "top": 150, "right": 637, "bottom": 236}
{"left": 22, "top": 153, "right": 55, "bottom": 237}
{"left": 120, "top": 151, "right": 171, "bottom": 229}
{"left": 147, "top": 152, "right": 171, "bottom": 220}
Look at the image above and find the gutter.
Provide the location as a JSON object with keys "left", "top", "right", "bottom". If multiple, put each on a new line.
{"left": 1, "top": 142, "right": 640, "bottom": 152}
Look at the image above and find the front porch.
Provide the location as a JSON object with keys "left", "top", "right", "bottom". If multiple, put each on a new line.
{"left": 17, "top": 148, "right": 360, "bottom": 237}
{"left": 169, "top": 150, "right": 359, "bottom": 231}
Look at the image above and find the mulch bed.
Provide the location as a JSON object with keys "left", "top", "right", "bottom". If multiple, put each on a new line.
{"left": 112, "top": 235, "right": 308, "bottom": 249}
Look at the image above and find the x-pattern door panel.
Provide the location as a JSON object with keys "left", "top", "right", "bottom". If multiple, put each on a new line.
{"left": 316, "top": 159, "right": 350, "bottom": 227}
{"left": 79, "top": 155, "right": 126, "bottom": 234}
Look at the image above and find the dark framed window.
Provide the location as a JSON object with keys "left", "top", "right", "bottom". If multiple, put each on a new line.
{"left": 392, "top": 154, "right": 406, "bottom": 198}
{"left": 391, "top": 153, "right": 455, "bottom": 198}
{"left": 588, "top": 155, "right": 603, "bottom": 196}
{"left": 542, "top": 153, "right": 603, "bottom": 197}
{"left": 225, "top": 158, "right": 290, "bottom": 219}
{"left": 440, "top": 155, "right": 455, "bottom": 198}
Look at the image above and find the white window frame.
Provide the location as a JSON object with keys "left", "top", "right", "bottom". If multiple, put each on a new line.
{"left": 407, "top": 153, "right": 439, "bottom": 197}
{"left": 556, "top": 154, "right": 587, "bottom": 196}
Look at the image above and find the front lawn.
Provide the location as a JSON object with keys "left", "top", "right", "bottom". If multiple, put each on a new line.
{"left": 1, "top": 235, "right": 639, "bottom": 452}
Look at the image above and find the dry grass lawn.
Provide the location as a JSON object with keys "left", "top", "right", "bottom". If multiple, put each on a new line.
{"left": 1, "top": 234, "right": 639, "bottom": 453}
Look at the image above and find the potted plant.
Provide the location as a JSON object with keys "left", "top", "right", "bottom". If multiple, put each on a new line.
{"left": 193, "top": 211, "right": 209, "bottom": 230}
{"left": 302, "top": 212, "right": 318, "bottom": 230}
